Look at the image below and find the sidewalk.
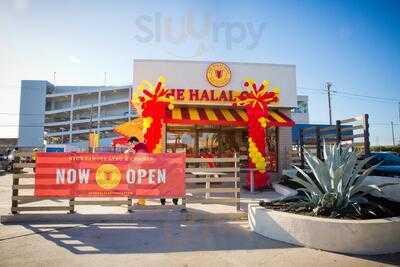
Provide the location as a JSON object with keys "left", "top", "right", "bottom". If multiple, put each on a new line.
{"left": 0, "top": 170, "right": 285, "bottom": 223}
{"left": 1, "top": 171, "right": 400, "bottom": 266}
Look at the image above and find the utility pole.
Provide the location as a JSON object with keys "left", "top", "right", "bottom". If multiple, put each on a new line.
{"left": 53, "top": 72, "right": 57, "bottom": 84}
{"left": 391, "top": 121, "right": 396, "bottom": 146}
{"left": 326, "top": 82, "right": 333, "bottom": 125}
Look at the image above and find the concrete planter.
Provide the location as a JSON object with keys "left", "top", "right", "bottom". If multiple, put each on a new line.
{"left": 248, "top": 204, "right": 400, "bottom": 255}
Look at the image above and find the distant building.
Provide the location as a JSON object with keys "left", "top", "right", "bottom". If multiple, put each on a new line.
{"left": 18, "top": 80, "right": 135, "bottom": 148}
{"left": 291, "top": 95, "right": 309, "bottom": 124}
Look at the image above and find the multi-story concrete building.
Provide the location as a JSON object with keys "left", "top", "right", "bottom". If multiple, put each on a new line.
{"left": 18, "top": 80, "right": 135, "bottom": 148}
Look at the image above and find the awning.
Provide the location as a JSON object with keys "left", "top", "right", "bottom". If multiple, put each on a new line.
{"left": 113, "top": 118, "right": 144, "bottom": 140}
{"left": 165, "top": 107, "right": 294, "bottom": 127}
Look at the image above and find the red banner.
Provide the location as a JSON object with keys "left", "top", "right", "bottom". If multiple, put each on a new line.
{"left": 35, "top": 152, "right": 186, "bottom": 198}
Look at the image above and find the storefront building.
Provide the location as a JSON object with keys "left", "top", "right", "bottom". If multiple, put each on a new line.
{"left": 133, "top": 59, "right": 297, "bottom": 177}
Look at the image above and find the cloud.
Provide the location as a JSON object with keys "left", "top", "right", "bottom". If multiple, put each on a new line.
{"left": 68, "top": 56, "right": 81, "bottom": 64}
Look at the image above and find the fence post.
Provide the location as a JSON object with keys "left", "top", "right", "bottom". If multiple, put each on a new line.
{"left": 127, "top": 197, "right": 133, "bottom": 213}
{"left": 11, "top": 174, "right": 19, "bottom": 214}
{"left": 363, "top": 114, "right": 370, "bottom": 155}
{"left": 181, "top": 158, "right": 187, "bottom": 212}
{"left": 336, "top": 120, "right": 342, "bottom": 146}
{"left": 316, "top": 126, "right": 322, "bottom": 160}
{"left": 234, "top": 153, "right": 240, "bottom": 212}
{"left": 299, "top": 128, "right": 305, "bottom": 169}
{"left": 69, "top": 198, "right": 75, "bottom": 214}
{"left": 181, "top": 197, "right": 187, "bottom": 212}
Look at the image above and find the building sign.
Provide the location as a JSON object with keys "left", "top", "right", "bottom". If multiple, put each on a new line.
{"left": 167, "top": 88, "right": 241, "bottom": 105}
{"left": 133, "top": 60, "right": 297, "bottom": 108}
{"left": 34, "top": 152, "right": 186, "bottom": 197}
{"left": 206, "top": 62, "right": 231, "bottom": 87}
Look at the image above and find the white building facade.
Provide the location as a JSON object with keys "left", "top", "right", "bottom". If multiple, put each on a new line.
{"left": 291, "top": 95, "right": 309, "bottom": 124}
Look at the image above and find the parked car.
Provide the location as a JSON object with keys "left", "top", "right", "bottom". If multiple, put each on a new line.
{"left": 369, "top": 152, "right": 400, "bottom": 178}
{"left": 0, "top": 154, "right": 12, "bottom": 172}
{"left": 0, "top": 149, "right": 22, "bottom": 172}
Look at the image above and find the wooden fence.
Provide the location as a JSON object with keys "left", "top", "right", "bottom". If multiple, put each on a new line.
{"left": 10, "top": 153, "right": 240, "bottom": 215}
{"left": 288, "top": 114, "right": 370, "bottom": 168}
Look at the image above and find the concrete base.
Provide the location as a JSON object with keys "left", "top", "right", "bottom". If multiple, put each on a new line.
{"left": 249, "top": 204, "right": 400, "bottom": 255}
{"left": 1, "top": 208, "right": 247, "bottom": 224}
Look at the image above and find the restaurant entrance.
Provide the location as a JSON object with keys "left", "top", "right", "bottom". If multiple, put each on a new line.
{"left": 165, "top": 123, "right": 279, "bottom": 172}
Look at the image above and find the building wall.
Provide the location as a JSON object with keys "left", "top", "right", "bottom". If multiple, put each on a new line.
{"left": 134, "top": 59, "right": 297, "bottom": 108}
{"left": 291, "top": 95, "right": 309, "bottom": 124}
{"left": 18, "top": 80, "right": 49, "bottom": 147}
{"left": 269, "top": 108, "right": 293, "bottom": 182}
{"left": 134, "top": 59, "right": 296, "bottom": 178}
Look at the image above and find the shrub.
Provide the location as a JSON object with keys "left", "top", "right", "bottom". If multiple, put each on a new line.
{"left": 371, "top": 145, "right": 400, "bottom": 154}
{"left": 286, "top": 143, "right": 398, "bottom": 218}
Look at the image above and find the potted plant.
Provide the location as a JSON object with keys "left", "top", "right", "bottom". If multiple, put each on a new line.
{"left": 249, "top": 143, "right": 400, "bottom": 255}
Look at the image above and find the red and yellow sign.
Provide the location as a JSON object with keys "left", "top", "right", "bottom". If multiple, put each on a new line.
{"left": 34, "top": 152, "right": 186, "bottom": 197}
{"left": 166, "top": 88, "right": 241, "bottom": 106}
{"left": 206, "top": 62, "right": 231, "bottom": 87}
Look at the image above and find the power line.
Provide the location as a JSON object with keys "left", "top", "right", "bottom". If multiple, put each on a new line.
{"left": 334, "top": 91, "right": 400, "bottom": 103}
{"left": 298, "top": 86, "right": 400, "bottom": 103}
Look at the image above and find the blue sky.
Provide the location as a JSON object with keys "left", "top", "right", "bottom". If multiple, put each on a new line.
{"left": 0, "top": 0, "right": 399, "bottom": 145}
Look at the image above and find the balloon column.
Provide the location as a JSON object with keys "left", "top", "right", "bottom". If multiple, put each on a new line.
{"left": 235, "top": 80, "right": 280, "bottom": 189}
{"left": 131, "top": 76, "right": 174, "bottom": 153}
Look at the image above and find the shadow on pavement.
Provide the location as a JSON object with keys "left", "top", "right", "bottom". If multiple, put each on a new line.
{"left": 348, "top": 253, "right": 400, "bottom": 266}
{"left": 22, "top": 221, "right": 294, "bottom": 254}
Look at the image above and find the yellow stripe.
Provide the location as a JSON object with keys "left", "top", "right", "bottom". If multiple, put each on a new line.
{"left": 269, "top": 111, "right": 286, "bottom": 123}
{"left": 204, "top": 108, "right": 218, "bottom": 121}
{"left": 188, "top": 107, "right": 200, "bottom": 121}
{"left": 237, "top": 110, "right": 248, "bottom": 121}
{"left": 172, "top": 107, "right": 182, "bottom": 120}
{"left": 220, "top": 109, "right": 236, "bottom": 121}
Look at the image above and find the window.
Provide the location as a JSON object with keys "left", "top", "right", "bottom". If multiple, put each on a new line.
{"left": 166, "top": 127, "right": 196, "bottom": 156}
{"left": 166, "top": 125, "right": 278, "bottom": 172}
{"left": 266, "top": 127, "right": 278, "bottom": 172}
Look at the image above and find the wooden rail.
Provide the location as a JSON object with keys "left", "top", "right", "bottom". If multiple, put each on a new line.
{"left": 290, "top": 114, "right": 370, "bottom": 167}
{"left": 10, "top": 154, "right": 241, "bottom": 214}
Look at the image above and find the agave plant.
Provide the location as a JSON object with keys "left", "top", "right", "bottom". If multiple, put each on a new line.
{"left": 286, "top": 143, "right": 398, "bottom": 218}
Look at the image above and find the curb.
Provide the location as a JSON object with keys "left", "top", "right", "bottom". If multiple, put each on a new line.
{"left": 1, "top": 210, "right": 248, "bottom": 224}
